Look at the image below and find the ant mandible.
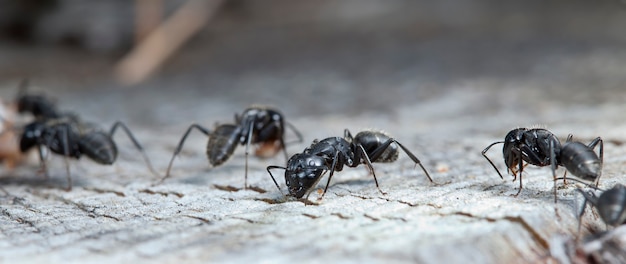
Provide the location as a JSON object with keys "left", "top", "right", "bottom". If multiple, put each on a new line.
{"left": 159, "top": 106, "right": 302, "bottom": 188}
{"left": 482, "top": 128, "right": 603, "bottom": 201}
{"left": 267, "top": 129, "right": 433, "bottom": 200}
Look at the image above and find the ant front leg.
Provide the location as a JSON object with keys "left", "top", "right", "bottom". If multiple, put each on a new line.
{"left": 110, "top": 121, "right": 159, "bottom": 178}
{"left": 510, "top": 147, "right": 524, "bottom": 197}
{"left": 159, "top": 124, "right": 211, "bottom": 184}
{"left": 318, "top": 150, "right": 341, "bottom": 200}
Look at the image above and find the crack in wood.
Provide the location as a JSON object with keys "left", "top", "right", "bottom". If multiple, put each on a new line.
{"left": 84, "top": 187, "right": 126, "bottom": 197}
{"left": 2, "top": 209, "right": 41, "bottom": 232}
{"left": 138, "top": 189, "right": 184, "bottom": 198}
{"left": 212, "top": 184, "right": 267, "bottom": 193}
{"left": 331, "top": 213, "right": 351, "bottom": 219}
{"left": 301, "top": 213, "right": 319, "bottom": 219}
{"left": 51, "top": 195, "right": 122, "bottom": 221}
{"left": 253, "top": 198, "right": 283, "bottom": 204}
{"left": 183, "top": 215, "right": 213, "bottom": 224}
{"left": 230, "top": 216, "right": 256, "bottom": 224}
{"left": 363, "top": 214, "right": 380, "bottom": 221}
{"left": 346, "top": 193, "right": 442, "bottom": 209}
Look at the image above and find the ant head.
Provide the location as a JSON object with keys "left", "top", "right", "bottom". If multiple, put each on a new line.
{"left": 504, "top": 128, "right": 527, "bottom": 144}
{"left": 502, "top": 128, "right": 527, "bottom": 170}
{"left": 284, "top": 153, "right": 326, "bottom": 198}
{"left": 20, "top": 121, "right": 46, "bottom": 152}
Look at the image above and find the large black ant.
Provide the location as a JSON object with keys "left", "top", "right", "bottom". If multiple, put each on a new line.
{"left": 482, "top": 128, "right": 603, "bottom": 201}
{"left": 267, "top": 129, "right": 433, "bottom": 200}
{"left": 159, "top": 106, "right": 302, "bottom": 188}
{"left": 10, "top": 84, "right": 158, "bottom": 190}
{"left": 19, "top": 115, "right": 158, "bottom": 191}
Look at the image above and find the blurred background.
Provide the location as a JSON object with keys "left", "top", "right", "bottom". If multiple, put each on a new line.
{"left": 0, "top": 0, "right": 625, "bottom": 126}
{"left": 2, "top": 2, "right": 626, "bottom": 262}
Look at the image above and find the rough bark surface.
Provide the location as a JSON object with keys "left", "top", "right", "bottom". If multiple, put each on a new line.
{"left": 2, "top": 1, "right": 626, "bottom": 263}
{"left": 1, "top": 89, "right": 625, "bottom": 263}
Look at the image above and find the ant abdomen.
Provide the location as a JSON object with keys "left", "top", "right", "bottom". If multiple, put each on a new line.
{"left": 353, "top": 131, "right": 399, "bottom": 163}
{"left": 561, "top": 141, "right": 601, "bottom": 181}
{"left": 207, "top": 124, "right": 240, "bottom": 167}
{"left": 79, "top": 131, "right": 118, "bottom": 165}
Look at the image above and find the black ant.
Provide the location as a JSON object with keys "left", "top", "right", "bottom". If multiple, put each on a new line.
{"left": 159, "top": 106, "right": 302, "bottom": 188}
{"left": 267, "top": 129, "right": 433, "bottom": 200}
{"left": 20, "top": 115, "right": 158, "bottom": 191}
{"left": 482, "top": 128, "right": 603, "bottom": 201}
{"left": 577, "top": 184, "right": 626, "bottom": 229}
{"left": 15, "top": 79, "right": 62, "bottom": 120}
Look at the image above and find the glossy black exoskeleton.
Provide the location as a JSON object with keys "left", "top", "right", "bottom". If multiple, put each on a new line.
{"left": 20, "top": 116, "right": 157, "bottom": 190}
{"left": 482, "top": 128, "right": 603, "bottom": 200}
{"left": 482, "top": 128, "right": 561, "bottom": 196}
{"left": 267, "top": 129, "right": 433, "bottom": 200}
{"left": 560, "top": 134, "right": 603, "bottom": 184}
{"left": 578, "top": 184, "right": 626, "bottom": 228}
{"left": 160, "top": 106, "right": 302, "bottom": 188}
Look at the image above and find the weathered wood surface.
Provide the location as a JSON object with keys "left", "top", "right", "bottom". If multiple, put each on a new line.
{"left": 1, "top": 85, "right": 625, "bottom": 263}
{"left": 2, "top": 1, "right": 626, "bottom": 263}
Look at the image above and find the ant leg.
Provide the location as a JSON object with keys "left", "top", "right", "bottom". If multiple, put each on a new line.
{"left": 158, "top": 124, "right": 211, "bottom": 184}
{"left": 279, "top": 137, "right": 289, "bottom": 162}
{"left": 367, "top": 138, "right": 433, "bottom": 183}
{"left": 355, "top": 144, "right": 387, "bottom": 195}
{"left": 266, "top": 166, "right": 286, "bottom": 195}
{"left": 550, "top": 139, "right": 558, "bottom": 203}
{"left": 37, "top": 145, "right": 49, "bottom": 178}
{"left": 587, "top": 137, "right": 603, "bottom": 187}
{"left": 576, "top": 189, "right": 599, "bottom": 237}
{"left": 318, "top": 151, "right": 340, "bottom": 200}
{"left": 397, "top": 142, "right": 433, "bottom": 183}
{"left": 243, "top": 121, "right": 255, "bottom": 189}
{"left": 110, "top": 121, "right": 159, "bottom": 178}
{"left": 58, "top": 125, "right": 72, "bottom": 191}
{"left": 481, "top": 141, "right": 505, "bottom": 179}
{"left": 514, "top": 150, "right": 524, "bottom": 197}
{"left": 283, "top": 121, "right": 303, "bottom": 145}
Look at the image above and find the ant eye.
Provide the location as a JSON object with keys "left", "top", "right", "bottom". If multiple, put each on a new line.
{"left": 308, "top": 160, "right": 316, "bottom": 166}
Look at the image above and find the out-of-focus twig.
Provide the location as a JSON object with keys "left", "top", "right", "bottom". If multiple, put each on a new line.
{"left": 116, "top": 0, "right": 224, "bottom": 85}
{"left": 135, "top": 0, "right": 163, "bottom": 43}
